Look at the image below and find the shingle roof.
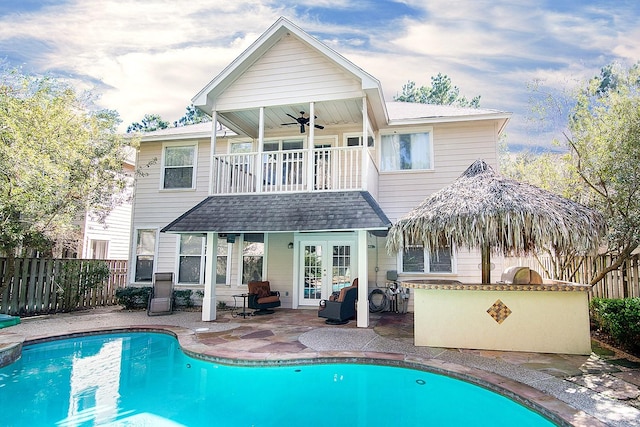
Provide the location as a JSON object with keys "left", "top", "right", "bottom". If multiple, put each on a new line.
{"left": 161, "top": 191, "right": 391, "bottom": 234}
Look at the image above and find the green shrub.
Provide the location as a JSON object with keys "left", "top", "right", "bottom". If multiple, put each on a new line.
{"left": 115, "top": 287, "right": 151, "bottom": 309}
{"left": 173, "top": 289, "right": 193, "bottom": 308}
{"left": 590, "top": 297, "right": 640, "bottom": 353}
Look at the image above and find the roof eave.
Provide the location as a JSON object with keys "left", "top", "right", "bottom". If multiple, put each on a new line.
{"left": 388, "top": 112, "right": 511, "bottom": 129}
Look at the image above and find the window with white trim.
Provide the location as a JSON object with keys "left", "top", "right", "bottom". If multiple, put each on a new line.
{"left": 242, "top": 233, "right": 265, "bottom": 284}
{"left": 134, "top": 229, "right": 156, "bottom": 282}
{"left": 178, "top": 234, "right": 205, "bottom": 284}
{"left": 401, "top": 245, "right": 453, "bottom": 273}
{"left": 162, "top": 144, "right": 196, "bottom": 189}
{"left": 216, "top": 237, "right": 228, "bottom": 285}
{"left": 346, "top": 135, "right": 374, "bottom": 147}
{"left": 381, "top": 131, "right": 432, "bottom": 171}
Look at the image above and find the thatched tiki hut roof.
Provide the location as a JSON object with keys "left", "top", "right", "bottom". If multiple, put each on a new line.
{"left": 387, "top": 160, "right": 606, "bottom": 283}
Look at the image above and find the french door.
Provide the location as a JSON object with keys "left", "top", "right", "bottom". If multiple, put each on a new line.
{"left": 299, "top": 237, "right": 355, "bottom": 306}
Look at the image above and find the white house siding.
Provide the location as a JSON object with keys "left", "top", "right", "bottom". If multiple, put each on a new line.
{"left": 82, "top": 200, "right": 132, "bottom": 260}
{"left": 130, "top": 138, "right": 211, "bottom": 284}
{"left": 215, "top": 35, "right": 363, "bottom": 111}
{"left": 375, "top": 120, "right": 502, "bottom": 291}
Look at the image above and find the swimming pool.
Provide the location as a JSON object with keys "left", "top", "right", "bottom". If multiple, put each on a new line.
{"left": 0, "top": 332, "right": 557, "bottom": 426}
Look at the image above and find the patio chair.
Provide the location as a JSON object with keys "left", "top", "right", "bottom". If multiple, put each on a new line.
{"left": 147, "top": 272, "right": 174, "bottom": 316}
{"left": 318, "top": 280, "right": 358, "bottom": 325}
{"left": 247, "top": 281, "right": 281, "bottom": 315}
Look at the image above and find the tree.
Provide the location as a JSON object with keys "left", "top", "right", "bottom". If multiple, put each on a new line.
{"left": 504, "top": 62, "right": 640, "bottom": 286}
{"left": 174, "top": 104, "right": 211, "bottom": 127}
{"left": 566, "top": 63, "right": 640, "bottom": 285}
{"left": 395, "top": 73, "right": 481, "bottom": 108}
{"left": 126, "top": 113, "right": 169, "bottom": 133}
{"left": 0, "top": 68, "right": 133, "bottom": 293}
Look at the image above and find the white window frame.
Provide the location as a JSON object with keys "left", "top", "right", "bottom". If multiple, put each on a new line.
{"left": 344, "top": 132, "right": 374, "bottom": 148}
{"left": 380, "top": 127, "right": 434, "bottom": 172}
{"left": 216, "top": 235, "right": 232, "bottom": 286}
{"left": 235, "top": 233, "right": 268, "bottom": 286}
{"left": 160, "top": 141, "right": 198, "bottom": 190}
{"left": 399, "top": 244, "right": 456, "bottom": 274}
{"left": 132, "top": 227, "right": 158, "bottom": 283}
{"left": 175, "top": 234, "right": 206, "bottom": 285}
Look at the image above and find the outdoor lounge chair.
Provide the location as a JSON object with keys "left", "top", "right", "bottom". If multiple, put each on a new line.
{"left": 247, "top": 281, "right": 281, "bottom": 315}
{"left": 318, "top": 280, "right": 358, "bottom": 325}
{"left": 147, "top": 272, "right": 174, "bottom": 316}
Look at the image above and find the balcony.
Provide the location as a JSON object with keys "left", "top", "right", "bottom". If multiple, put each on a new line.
{"left": 211, "top": 146, "right": 372, "bottom": 194}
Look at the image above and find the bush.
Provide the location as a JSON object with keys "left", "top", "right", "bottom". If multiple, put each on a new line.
{"left": 115, "top": 287, "right": 151, "bottom": 309}
{"left": 590, "top": 297, "right": 640, "bottom": 353}
{"left": 173, "top": 289, "right": 193, "bottom": 308}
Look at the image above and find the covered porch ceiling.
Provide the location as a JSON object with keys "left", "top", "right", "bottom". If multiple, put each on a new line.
{"left": 216, "top": 99, "right": 369, "bottom": 139}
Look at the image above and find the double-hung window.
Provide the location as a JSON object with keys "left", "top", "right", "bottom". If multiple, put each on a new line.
{"left": 162, "top": 144, "right": 196, "bottom": 189}
{"left": 134, "top": 229, "right": 156, "bottom": 282}
{"left": 401, "top": 245, "right": 454, "bottom": 274}
{"left": 178, "top": 234, "right": 205, "bottom": 284}
{"left": 381, "top": 131, "right": 432, "bottom": 171}
{"left": 216, "top": 237, "right": 229, "bottom": 285}
{"left": 242, "top": 233, "right": 265, "bottom": 284}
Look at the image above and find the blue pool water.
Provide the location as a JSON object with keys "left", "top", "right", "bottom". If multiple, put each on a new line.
{"left": 0, "top": 332, "right": 556, "bottom": 426}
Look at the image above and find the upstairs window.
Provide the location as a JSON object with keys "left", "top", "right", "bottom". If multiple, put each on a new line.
{"left": 346, "top": 135, "right": 374, "bottom": 147}
{"left": 401, "top": 245, "right": 453, "bottom": 274}
{"left": 162, "top": 144, "right": 196, "bottom": 189}
{"left": 381, "top": 131, "right": 432, "bottom": 171}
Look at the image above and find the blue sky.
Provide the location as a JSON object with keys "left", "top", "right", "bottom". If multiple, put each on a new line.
{"left": 1, "top": 0, "right": 638, "bottom": 150}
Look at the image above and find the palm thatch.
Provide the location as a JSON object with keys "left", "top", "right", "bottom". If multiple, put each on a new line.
{"left": 387, "top": 160, "right": 606, "bottom": 282}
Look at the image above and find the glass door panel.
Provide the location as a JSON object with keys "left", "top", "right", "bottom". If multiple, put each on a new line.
{"left": 299, "top": 239, "right": 354, "bottom": 306}
{"left": 302, "top": 244, "right": 323, "bottom": 305}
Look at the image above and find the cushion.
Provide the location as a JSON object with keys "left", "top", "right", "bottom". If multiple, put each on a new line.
{"left": 257, "top": 295, "right": 279, "bottom": 304}
{"left": 249, "top": 281, "right": 271, "bottom": 298}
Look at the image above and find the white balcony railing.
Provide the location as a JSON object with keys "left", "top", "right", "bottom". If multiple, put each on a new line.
{"left": 211, "top": 146, "right": 365, "bottom": 194}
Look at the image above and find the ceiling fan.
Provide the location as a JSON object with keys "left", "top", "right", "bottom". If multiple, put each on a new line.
{"left": 281, "top": 111, "right": 325, "bottom": 134}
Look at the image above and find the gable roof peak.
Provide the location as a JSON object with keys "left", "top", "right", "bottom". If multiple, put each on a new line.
{"left": 192, "top": 17, "right": 384, "bottom": 114}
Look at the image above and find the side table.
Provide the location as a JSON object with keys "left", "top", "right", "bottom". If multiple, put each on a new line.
{"left": 232, "top": 294, "right": 253, "bottom": 318}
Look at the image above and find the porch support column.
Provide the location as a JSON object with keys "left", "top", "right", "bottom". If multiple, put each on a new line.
{"left": 356, "top": 229, "right": 369, "bottom": 328}
{"left": 361, "top": 96, "right": 368, "bottom": 191}
{"left": 202, "top": 232, "right": 217, "bottom": 321}
{"left": 256, "top": 107, "right": 265, "bottom": 193}
{"left": 208, "top": 111, "right": 218, "bottom": 195}
{"left": 306, "top": 102, "right": 315, "bottom": 191}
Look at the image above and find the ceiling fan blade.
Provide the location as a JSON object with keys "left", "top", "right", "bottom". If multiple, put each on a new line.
{"left": 281, "top": 122, "right": 297, "bottom": 126}
{"left": 314, "top": 124, "right": 324, "bottom": 130}
{"left": 286, "top": 113, "right": 299, "bottom": 121}
{"left": 300, "top": 124, "right": 305, "bottom": 133}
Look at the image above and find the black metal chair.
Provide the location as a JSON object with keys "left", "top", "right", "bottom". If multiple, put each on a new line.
{"left": 318, "top": 285, "right": 358, "bottom": 325}
{"left": 247, "top": 281, "right": 281, "bottom": 315}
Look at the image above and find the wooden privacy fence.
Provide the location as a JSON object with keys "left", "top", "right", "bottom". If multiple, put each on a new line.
{"left": 0, "top": 258, "right": 128, "bottom": 316}
{"left": 505, "top": 253, "right": 640, "bottom": 300}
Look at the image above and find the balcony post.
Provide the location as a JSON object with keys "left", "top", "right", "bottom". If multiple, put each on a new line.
{"left": 306, "top": 102, "right": 315, "bottom": 191}
{"left": 208, "top": 111, "right": 218, "bottom": 195}
{"left": 361, "top": 96, "right": 368, "bottom": 191}
{"left": 256, "top": 107, "right": 265, "bottom": 193}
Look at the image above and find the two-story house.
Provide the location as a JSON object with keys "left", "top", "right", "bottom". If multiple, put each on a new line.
{"left": 129, "top": 17, "right": 510, "bottom": 327}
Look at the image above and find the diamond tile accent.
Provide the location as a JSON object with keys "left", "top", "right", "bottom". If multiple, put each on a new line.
{"left": 487, "top": 299, "right": 512, "bottom": 324}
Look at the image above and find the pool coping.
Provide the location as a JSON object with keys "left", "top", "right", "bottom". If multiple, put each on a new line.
{"left": 3, "top": 325, "right": 606, "bottom": 427}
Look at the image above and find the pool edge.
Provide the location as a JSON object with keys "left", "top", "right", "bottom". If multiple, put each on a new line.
{"left": 6, "top": 325, "right": 605, "bottom": 427}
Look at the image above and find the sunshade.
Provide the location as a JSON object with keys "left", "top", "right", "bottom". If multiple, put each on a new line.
{"left": 386, "top": 160, "right": 605, "bottom": 283}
